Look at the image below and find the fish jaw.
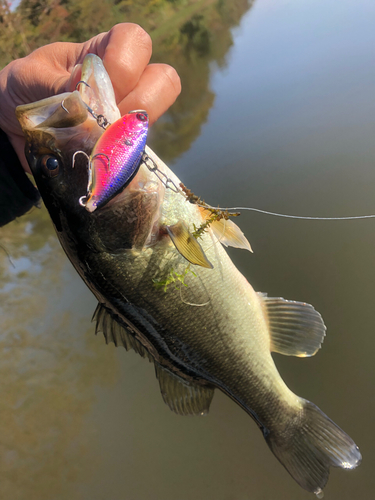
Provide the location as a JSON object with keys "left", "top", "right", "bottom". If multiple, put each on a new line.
{"left": 15, "top": 94, "right": 164, "bottom": 254}
{"left": 16, "top": 52, "right": 122, "bottom": 173}
{"left": 16, "top": 91, "right": 103, "bottom": 156}
{"left": 16, "top": 91, "right": 87, "bottom": 130}
{"left": 79, "top": 53, "right": 121, "bottom": 124}
{"left": 15, "top": 53, "right": 123, "bottom": 229}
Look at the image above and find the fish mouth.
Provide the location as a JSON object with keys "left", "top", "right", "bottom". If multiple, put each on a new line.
{"left": 16, "top": 54, "right": 121, "bottom": 156}
{"left": 16, "top": 55, "right": 154, "bottom": 213}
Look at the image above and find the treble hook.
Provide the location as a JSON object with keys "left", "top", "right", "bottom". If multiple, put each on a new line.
{"left": 74, "top": 79, "right": 110, "bottom": 130}
{"left": 83, "top": 104, "right": 111, "bottom": 130}
{"left": 91, "top": 152, "right": 111, "bottom": 171}
{"left": 79, "top": 195, "right": 88, "bottom": 207}
{"left": 61, "top": 100, "right": 69, "bottom": 113}
{"left": 72, "top": 150, "right": 90, "bottom": 169}
{"left": 75, "top": 80, "right": 91, "bottom": 91}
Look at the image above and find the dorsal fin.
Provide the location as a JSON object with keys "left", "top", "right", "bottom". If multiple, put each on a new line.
{"left": 260, "top": 295, "right": 326, "bottom": 357}
{"left": 155, "top": 363, "right": 215, "bottom": 416}
{"left": 93, "top": 303, "right": 215, "bottom": 415}
{"left": 166, "top": 221, "right": 213, "bottom": 268}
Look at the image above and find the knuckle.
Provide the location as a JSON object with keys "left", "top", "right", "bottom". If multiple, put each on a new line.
{"left": 112, "top": 23, "right": 152, "bottom": 53}
{"left": 8, "top": 58, "right": 34, "bottom": 89}
{"left": 129, "top": 23, "right": 152, "bottom": 50}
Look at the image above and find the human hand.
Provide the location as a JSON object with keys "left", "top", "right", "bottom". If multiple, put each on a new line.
{"left": 0, "top": 23, "right": 181, "bottom": 173}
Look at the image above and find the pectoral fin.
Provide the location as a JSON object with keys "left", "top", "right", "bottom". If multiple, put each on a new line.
{"left": 166, "top": 221, "right": 213, "bottom": 269}
{"left": 260, "top": 295, "right": 326, "bottom": 357}
{"left": 199, "top": 207, "right": 252, "bottom": 252}
{"left": 210, "top": 218, "right": 253, "bottom": 252}
{"left": 155, "top": 363, "right": 215, "bottom": 416}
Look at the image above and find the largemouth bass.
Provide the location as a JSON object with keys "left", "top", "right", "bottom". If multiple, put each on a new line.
{"left": 16, "top": 54, "right": 361, "bottom": 497}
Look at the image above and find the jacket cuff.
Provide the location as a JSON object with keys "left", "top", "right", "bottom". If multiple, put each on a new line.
{"left": 0, "top": 128, "right": 40, "bottom": 227}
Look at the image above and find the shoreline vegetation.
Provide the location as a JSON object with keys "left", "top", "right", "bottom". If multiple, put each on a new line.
{"left": 0, "top": 0, "right": 253, "bottom": 68}
{"left": 0, "top": 0, "right": 254, "bottom": 160}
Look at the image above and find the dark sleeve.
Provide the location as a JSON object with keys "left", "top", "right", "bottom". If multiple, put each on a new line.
{"left": 0, "top": 128, "right": 41, "bottom": 227}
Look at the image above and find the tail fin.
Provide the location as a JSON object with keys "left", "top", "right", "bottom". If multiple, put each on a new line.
{"left": 265, "top": 399, "right": 361, "bottom": 497}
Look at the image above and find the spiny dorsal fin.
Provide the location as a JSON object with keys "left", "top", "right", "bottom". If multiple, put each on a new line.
{"left": 166, "top": 221, "right": 213, "bottom": 269}
{"left": 260, "top": 295, "right": 326, "bottom": 357}
{"left": 92, "top": 303, "right": 153, "bottom": 362}
{"left": 155, "top": 363, "right": 215, "bottom": 416}
{"left": 199, "top": 207, "right": 252, "bottom": 252}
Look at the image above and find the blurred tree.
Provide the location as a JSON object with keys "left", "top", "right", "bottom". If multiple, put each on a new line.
{"left": 0, "top": 0, "right": 255, "bottom": 162}
{"left": 0, "top": 0, "right": 30, "bottom": 66}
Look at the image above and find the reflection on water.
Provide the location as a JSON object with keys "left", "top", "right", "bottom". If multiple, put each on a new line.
{"left": 150, "top": 0, "right": 255, "bottom": 160}
{"left": 0, "top": 211, "right": 119, "bottom": 500}
{"left": 2, "top": 0, "right": 375, "bottom": 498}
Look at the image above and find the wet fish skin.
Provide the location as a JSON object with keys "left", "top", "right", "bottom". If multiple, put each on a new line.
{"left": 16, "top": 58, "right": 361, "bottom": 497}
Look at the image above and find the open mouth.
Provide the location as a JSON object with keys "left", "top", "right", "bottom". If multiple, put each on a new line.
{"left": 16, "top": 54, "right": 151, "bottom": 213}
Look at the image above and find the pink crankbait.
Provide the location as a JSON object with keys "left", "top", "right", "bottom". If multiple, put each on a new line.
{"left": 79, "top": 110, "right": 149, "bottom": 212}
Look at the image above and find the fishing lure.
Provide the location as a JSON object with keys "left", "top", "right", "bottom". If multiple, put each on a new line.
{"left": 79, "top": 110, "right": 149, "bottom": 212}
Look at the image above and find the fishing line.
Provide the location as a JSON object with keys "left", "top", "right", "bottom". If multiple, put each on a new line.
{"left": 199, "top": 204, "right": 375, "bottom": 221}
{"left": 76, "top": 101, "right": 374, "bottom": 223}
{"left": 0, "top": 241, "right": 15, "bottom": 268}
{"left": 176, "top": 182, "right": 375, "bottom": 222}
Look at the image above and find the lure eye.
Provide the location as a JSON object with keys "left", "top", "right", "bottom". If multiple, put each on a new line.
{"left": 40, "top": 155, "right": 60, "bottom": 178}
{"left": 136, "top": 113, "right": 147, "bottom": 122}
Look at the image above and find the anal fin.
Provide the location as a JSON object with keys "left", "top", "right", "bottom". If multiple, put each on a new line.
{"left": 260, "top": 295, "right": 326, "bottom": 357}
{"left": 155, "top": 363, "right": 214, "bottom": 416}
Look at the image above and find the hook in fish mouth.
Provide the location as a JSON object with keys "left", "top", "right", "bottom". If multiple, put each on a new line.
{"left": 16, "top": 91, "right": 90, "bottom": 131}
{"left": 79, "top": 195, "right": 88, "bottom": 207}
{"left": 75, "top": 80, "right": 91, "bottom": 91}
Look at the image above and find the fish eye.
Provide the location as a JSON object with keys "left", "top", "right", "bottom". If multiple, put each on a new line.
{"left": 40, "top": 155, "right": 60, "bottom": 178}
{"left": 136, "top": 113, "right": 147, "bottom": 122}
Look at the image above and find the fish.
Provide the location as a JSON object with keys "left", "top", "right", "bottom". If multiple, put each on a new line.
{"left": 16, "top": 53, "right": 361, "bottom": 497}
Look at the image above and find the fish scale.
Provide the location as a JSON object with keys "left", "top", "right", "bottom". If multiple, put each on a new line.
{"left": 85, "top": 171, "right": 306, "bottom": 420}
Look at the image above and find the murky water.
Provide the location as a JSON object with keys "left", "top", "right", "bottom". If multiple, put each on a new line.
{"left": 1, "top": 0, "right": 375, "bottom": 499}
